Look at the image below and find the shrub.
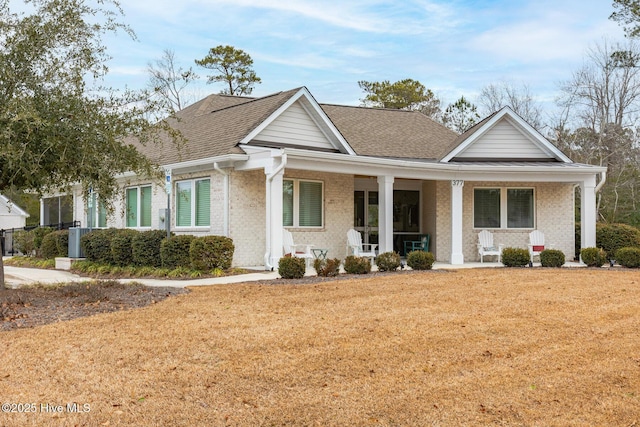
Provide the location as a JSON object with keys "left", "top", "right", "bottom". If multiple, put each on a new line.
{"left": 580, "top": 247, "right": 607, "bottom": 267}
{"left": 406, "top": 251, "right": 435, "bottom": 270}
{"left": 596, "top": 223, "right": 640, "bottom": 259}
{"left": 161, "top": 235, "right": 196, "bottom": 269}
{"left": 615, "top": 247, "right": 640, "bottom": 268}
{"left": 189, "top": 235, "right": 235, "bottom": 271}
{"left": 313, "top": 257, "right": 341, "bottom": 277}
{"left": 278, "top": 256, "right": 306, "bottom": 279}
{"left": 376, "top": 251, "right": 401, "bottom": 272}
{"left": 501, "top": 247, "right": 530, "bottom": 267}
{"left": 81, "top": 228, "right": 118, "bottom": 263}
{"left": 32, "top": 227, "right": 54, "bottom": 254}
{"left": 110, "top": 229, "right": 139, "bottom": 267}
{"left": 540, "top": 249, "right": 565, "bottom": 268}
{"left": 13, "top": 230, "right": 35, "bottom": 256}
{"left": 40, "top": 230, "right": 69, "bottom": 259}
{"left": 132, "top": 230, "right": 167, "bottom": 267}
{"left": 343, "top": 255, "right": 372, "bottom": 274}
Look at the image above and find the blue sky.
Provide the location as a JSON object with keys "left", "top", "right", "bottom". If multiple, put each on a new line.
{"left": 102, "top": 0, "right": 625, "bottom": 114}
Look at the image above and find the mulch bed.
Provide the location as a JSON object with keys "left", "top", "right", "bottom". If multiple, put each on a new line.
{"left": 0, "top": 281, "right": 188, "bottom": 331}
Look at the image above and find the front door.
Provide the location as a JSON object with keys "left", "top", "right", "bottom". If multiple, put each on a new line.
{"left": 354, "top": 190, "right": 379, "bottom": 248}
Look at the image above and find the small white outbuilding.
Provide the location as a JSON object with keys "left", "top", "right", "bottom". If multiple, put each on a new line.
{"left": 0, "top": 194, "right": 30, "bottom": 230}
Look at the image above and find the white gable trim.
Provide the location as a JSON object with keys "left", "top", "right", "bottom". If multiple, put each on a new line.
{"left": 441, "top": 107, "right": 572, "bottom": 163}
{"left": 0, "top": 194, "right": 29, "bottom": 217}
{"left": 240, "top": 87, "right": 356, "bottom": 155}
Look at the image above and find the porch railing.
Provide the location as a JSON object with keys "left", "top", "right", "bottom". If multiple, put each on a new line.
{"left": 0, "top": 221, "right": 81, "bottom": 256}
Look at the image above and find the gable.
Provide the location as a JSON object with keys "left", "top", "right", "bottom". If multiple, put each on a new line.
{"left": 251, "top": 100, "right": 336, "bottom": 151}
{"left": 454, "top": 117, "right": 553, "bottom": 160}
{"left": 442, "top": 107, "right": 572, "bottom": 163}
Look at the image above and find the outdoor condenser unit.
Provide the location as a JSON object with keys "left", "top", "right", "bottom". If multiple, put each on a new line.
{"left": 68, "top": 227, "right": 91, "bottom": 258}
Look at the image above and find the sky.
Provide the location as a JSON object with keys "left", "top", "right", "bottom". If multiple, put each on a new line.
{"left": 99, "top": 0, "right": 625, "bottom": 115}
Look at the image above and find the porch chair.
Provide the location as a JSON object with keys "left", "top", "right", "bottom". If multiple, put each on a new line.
{"left": 283, "top": 229, "right": 314, "bottom": 267}
{"left": 527, "top": 230, "right": 553, "bottom": 263}
{"left": 346, "top": 228, "right": 377, "bottom": 264}
{"left": 404, "top": 234, "right": 430, "bottom": 256}
{"left": 477, "top": 230, "right": 503, "bottom": 263}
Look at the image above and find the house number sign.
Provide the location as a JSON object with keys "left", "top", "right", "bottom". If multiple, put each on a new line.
{"left": 451, "top": 180, "right": 464, "bottom": 187}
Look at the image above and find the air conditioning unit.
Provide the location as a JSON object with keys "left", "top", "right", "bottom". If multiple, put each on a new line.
{"left": 68, "top": 227, "right": 91, "bottom": 258}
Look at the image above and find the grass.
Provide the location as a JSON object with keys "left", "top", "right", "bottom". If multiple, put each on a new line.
{"left": 1, "top": 268, "right": 639, "bottom": 426}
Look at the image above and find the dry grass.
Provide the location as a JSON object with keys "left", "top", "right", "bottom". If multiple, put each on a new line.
{"left": 1, "top": 268, "right": 639, "bottom": 426}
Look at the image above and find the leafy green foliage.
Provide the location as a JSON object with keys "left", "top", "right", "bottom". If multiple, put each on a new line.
{"left": 110, "top": 229, "right": 138, "bottom": 267}
{"left": 189, "top": 235, "right": 235, "bottom": 271}
{"left": 501, "top": 247, "right": 530, "bottom": 267}
{"left": 540, "top": 249, "right": 565, "bottom": 268}
{"left": 611, "top": 0, "right": 640, "bottom": 37}
{"left": 313, "top": 258, "right": 341, "bottom": 277}
{"left": 160, "top": 235, "right": 196, "bottom": 269}
{"left": 357, "top": 79, "right": 442, "bottom": 118}
{"left": 32, "top": 227, "right": 54, "bottom": 253}
{"left": 195, "top": 45, "right": 261, "bottom": 95}
{"left": 615, "top": 247, "right": 640, "bottom": 268}
{"left": 406, "top": 251, "right": 434, "bottom": 270}
{"left": 13, "top": 230, "right": 35, "bottom": 256}
{"left": 580, "top": 247, "right": 607, "bottom": 267}
{"left": 81, "top": 229, "right": 117, "bottom": 264}
{"left": 278, "top": 256, "right": 306, "bottom": 279}
{"left": 596, "top": 223, "right": 640, "bottom": 259}
{"left": 375, "top": 252, "right": 401, "bottom": 272}
{"left": 132, "top": 230, "right": 167, "bottom": 267}
{"left": 442, "top": 96, "right": 480, "bottom": 133}
{"left": 343, "top": 255, "right": 372, "bottom": 274}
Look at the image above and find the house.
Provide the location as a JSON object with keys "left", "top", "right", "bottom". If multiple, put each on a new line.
{"left": 66, "top": 87, "right": 606, "bottom": 268}
{"left": 0, "top": 194, "right": 29, "bottom": 230}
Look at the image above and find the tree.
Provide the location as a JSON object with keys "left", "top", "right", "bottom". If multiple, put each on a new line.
{"left": 147, "top": 48, "right": 199, "bottom": 112}
{"left": 358, "top": 79, "right": 442, "bottom": 119}
{"left": 611, "top": 0, "right": 640, "bottom": 37}
{"left": 195, "top": 45, "right": 261, "bottom": 96}
{"left": 441, "top": 96, "right": 480, "bottom": 133}
{"left": 478, "top": 81, "right": 544, "bottom": 130}
{"left": 554, "top": 39, "right": 640, "bottom": 224}
{"left": 0, "top": 0, "right": 170, "bottom": 288}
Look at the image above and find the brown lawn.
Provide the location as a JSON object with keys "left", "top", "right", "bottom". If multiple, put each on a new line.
{"left": 1, "top": 268, "right": 639, "bottom": 426}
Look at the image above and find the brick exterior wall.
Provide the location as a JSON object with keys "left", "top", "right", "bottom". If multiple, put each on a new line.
{"left": 435, "top": 181, "right": 575, "bottom": 262}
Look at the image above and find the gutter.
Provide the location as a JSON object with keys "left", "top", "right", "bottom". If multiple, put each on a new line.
{"left": 264, "top": 152, "right": 287, "bottom": 271}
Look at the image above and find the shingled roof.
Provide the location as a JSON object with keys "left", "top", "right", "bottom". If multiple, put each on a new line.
{"left": 136, "top": 88, "right": 459, "bottom": 165}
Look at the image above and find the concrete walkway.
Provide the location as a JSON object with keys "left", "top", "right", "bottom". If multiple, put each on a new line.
{"left": 2, "top": 260, "right": 584, "bottom": 289}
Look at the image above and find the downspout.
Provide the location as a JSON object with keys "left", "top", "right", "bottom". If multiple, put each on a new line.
{"left": 264, "top": 153, "right": 287, "bottom": 271}
{"left": 594, "top": 171, "right": 607, "bottom": 194}
{"left": 213, "top": 162, "right": 230, "bottom": 237}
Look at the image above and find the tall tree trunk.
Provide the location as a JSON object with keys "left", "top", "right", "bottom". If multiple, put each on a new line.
{"left": 0, "top": 253, "right": 5, "bottom": 290}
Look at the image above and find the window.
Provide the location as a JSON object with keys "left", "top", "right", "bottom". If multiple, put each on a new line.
{"left": 176, "top": 178, "right": 210, "bottom": 227}
{"left": 126, "top": 186, "right": 152, "bottom": 228}
{"left": 87, "top": 193, "right": 107, "bottom": 228}
{"left": 474, "top": 188, "right": 534, "bottom": 229}
{"left": 283, "top": 179, "right": 323, "bottom": 227}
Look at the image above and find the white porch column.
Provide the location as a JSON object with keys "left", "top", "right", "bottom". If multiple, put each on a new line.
{"left": 40, "top": 198, "right": 45, "bottom": 226}
{"left": 264, "top": 155, "right": 286, "bottom": 270}
{"left": 450, "top": 180, "right": 465, "bottom": 264}
{"left": 377, "top": 175, "right": 394, "bottom": 254}
{"left": 580, "top": 176, "right": 597, "bottom": 249}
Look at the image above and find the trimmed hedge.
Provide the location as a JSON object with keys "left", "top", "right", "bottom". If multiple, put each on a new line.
{"left": 189, "top": 235, "right": 235, "bottom": 271}
{"left": 278, "top": 256, "right": 306, "bottom": 279}
{"left": 313, "top": 257, "right": 341, "bottom": 277}
{"left": 376, "top": 251, "right": 401, "bottom": 272}
{"left": 110, "top": 229, "right": 139, "bottom": 267}
{"left": 81, "top": 228, "right": 118, "bottom": 263}
{"left": 615, "top": 247, "right": 640, "bottom": 268}
{"left": 580, "top": 247, "right": 607, "bottom": 267}
{"left": 596, "top": 223, "right": 640, "bottom": 259}
{"left": 13, "top": 230, "right": 35, "bottom": 256}
{"left": 161, "top": 235, "right": 196, "bottom": 269}
{"left": 502, "top": 247, "right": 530, "bottom": 267}
{"left": 406, "top": 251, "right": 434, "bottom": 270}
{"left": 132, "top": 230, "right": 167, "bottom": 267}
{"left": 343, "top": 255, "right": 371, "bottom": 274}
{"left": 540, "top": 249, "right": 565, "bottom": 268}
{"left": 40, "top": 230, "right": 69, "bottom": 259}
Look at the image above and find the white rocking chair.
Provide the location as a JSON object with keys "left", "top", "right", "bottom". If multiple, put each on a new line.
{"left": 346, "top": 228, "right": 377, "bottom": 263}
{"left": 283, "top": 229, "right": 314, "bottom": 266}
{"left": 527, "top": 230, "right": 553, "bottom": 263}
{"left": 477, "top": 230, "right": 503, "bottom": 263}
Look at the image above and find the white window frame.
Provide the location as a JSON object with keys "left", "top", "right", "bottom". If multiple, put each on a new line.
{"left": 283, "top": 178, "right": 324, "bottom": 228}
{"left": 175, "top": 178, "right": 210, "bottom": 228}
{"left": 125, "top": 185, "right": 152, "bottom": 228}
{"left": 473, "top": 187, "right": 535, "bottom": 229}
{"left": 87, "top": 193, "right": 108, "bottom": 228}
